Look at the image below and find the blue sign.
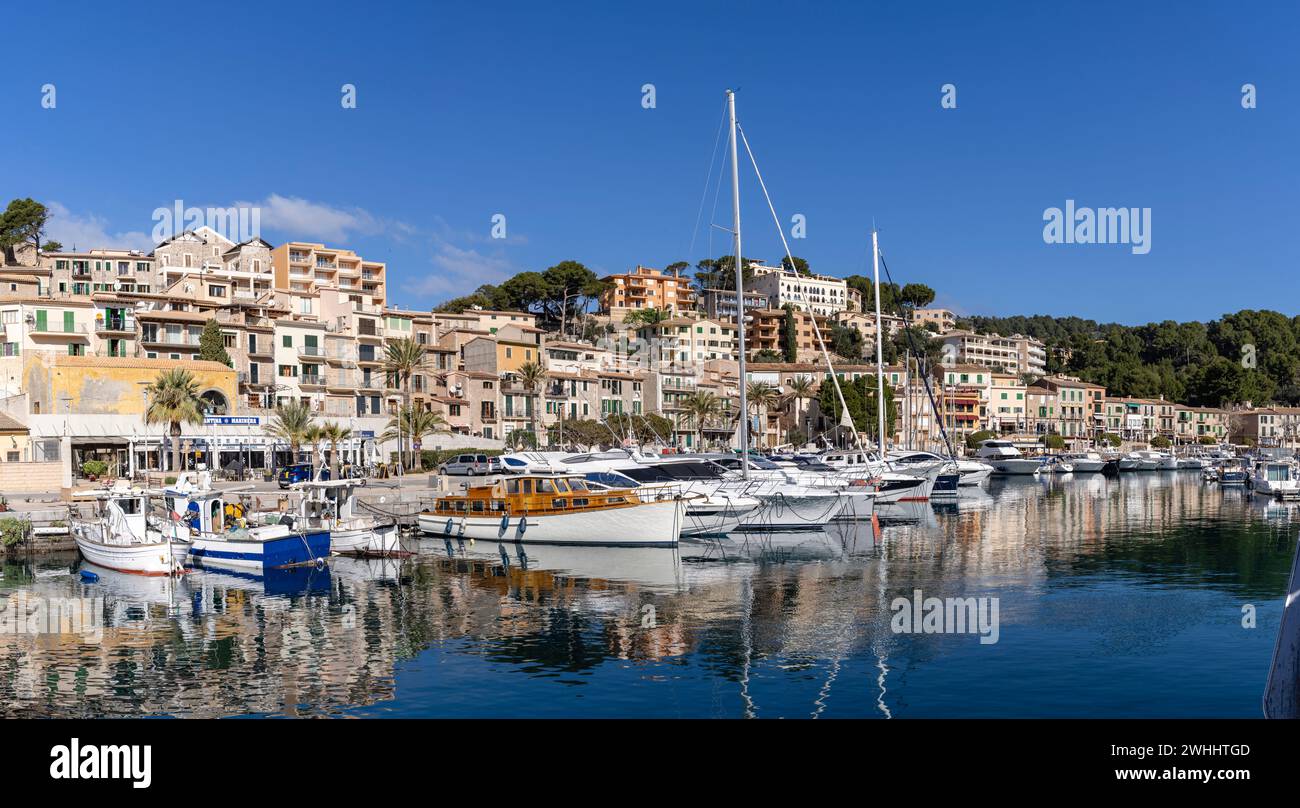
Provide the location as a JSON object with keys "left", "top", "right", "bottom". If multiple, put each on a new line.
{"left": 204, "top": 416, "right": 261, "bottom": 426}
{"left": 358, "top": 430, "right": 376, "bottom": 438}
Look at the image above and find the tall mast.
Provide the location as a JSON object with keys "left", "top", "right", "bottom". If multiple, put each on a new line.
{"left": 728, "top": 88, "right": 749, "bottom": 479}
{"left": 872, "top": 229, "right": 887, "bottom": 453}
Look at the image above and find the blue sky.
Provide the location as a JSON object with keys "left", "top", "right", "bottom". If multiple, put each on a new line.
{"left": 4, "top": 1, "right": 1297, "bottom": 324}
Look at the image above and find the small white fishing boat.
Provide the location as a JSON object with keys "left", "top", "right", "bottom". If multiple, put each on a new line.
{"left": 70, "top": 482, "right": 187, "bottom": 576}
{"left": 420, "top": 473, "right": 686, "bottom": 547}
{"left": 1034, "top": 456, "right": 1075, "bottom": 474}
{"left": 289, "top": 479, "right": 402, "bottom": 557}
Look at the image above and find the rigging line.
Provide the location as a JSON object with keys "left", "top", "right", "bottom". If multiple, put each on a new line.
{"left": 688, "top": 97, "right": 731, "bottom": 261}
{"left": 877, "top": 250, "right": 957, "bottom": 460}
{"left": 735, "top": 122, "right": 864, "bottom": 455}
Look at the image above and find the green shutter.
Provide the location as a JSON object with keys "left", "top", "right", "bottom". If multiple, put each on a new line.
{"left": 35, "top": 310, "right": 47, "bottom": 331}
{"left": 64, "top": 311, "right": 75, "bottom": 332}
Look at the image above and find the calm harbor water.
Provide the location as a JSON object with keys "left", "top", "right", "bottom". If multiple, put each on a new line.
{"left": 1, "top": 472, "right": 1295, "bottom": 718}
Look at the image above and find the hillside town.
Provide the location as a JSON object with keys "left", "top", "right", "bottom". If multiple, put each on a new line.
{"left": 0, "top": 202, "right": 1297, "bottom": 497}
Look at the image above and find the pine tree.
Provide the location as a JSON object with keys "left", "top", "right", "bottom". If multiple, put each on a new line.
{"left": 198, "top": 318, "right": 232, "bottom": 367}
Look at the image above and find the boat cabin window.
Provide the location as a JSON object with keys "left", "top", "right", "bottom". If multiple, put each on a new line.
{"left": 114, "top": 497, "right": 141, "bottom": 515}
{"left": 567, "top": 479, "right": 589, "bottom": 492}
{"left": 210, "top": 499, "right": 224, "bottom": 531}
{"left": 572, "top": 497, "right": 589, "bottom": 507}
{"left": 537, "top": 478, "right": 557, "bottom": 493}
{"left": 471, "top": 500, "right": 485, "bottom": 512}
{"left": 521, "top": 479, "right": 533, "bottom": 494}
{"left": 506, "top": 479, "right": 520, "bottom": 494}
{"left": 552, "top": 498, "right": 565, "bottom": 509}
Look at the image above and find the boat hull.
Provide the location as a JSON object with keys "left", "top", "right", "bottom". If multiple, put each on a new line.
{"left": 418, "top": 498, "right": 685, "bottom": 546}
{"left": 330, "top": 524, "right": 403, "bottom": 556}
{"left": 990, "top": 459, "right": 1041, "bottom": 475}
{"left": 188, "top": 529, "right": 331, "bottom": 570}
{"left": 739, "top": 492, "right": 844, "bottom": 531}
{"left": 74, "top": 534, "right": 183, "bottom": 576}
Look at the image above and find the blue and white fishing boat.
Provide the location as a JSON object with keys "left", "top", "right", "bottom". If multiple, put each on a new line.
{"left": 155, "top": 473, "right": 330, "bottom": 571}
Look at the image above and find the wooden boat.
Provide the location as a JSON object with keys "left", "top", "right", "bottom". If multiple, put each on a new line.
{"left": 70, "top": 483, "right": 188, "bottom": 576}
{"left": 418, "top": 473, "right": 686, "bottom": 547}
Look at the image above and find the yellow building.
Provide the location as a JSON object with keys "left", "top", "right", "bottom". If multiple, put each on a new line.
{"left": 24, "top": 354, "right": 239, "bottom": 416}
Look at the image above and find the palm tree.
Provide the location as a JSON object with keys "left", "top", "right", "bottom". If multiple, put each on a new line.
{"left": 266, "top": 400, "right": 315, "bottom": 470}
{"left": 682, "top": 390, "right": 722, "bottom": 451}
{"left": 784, "top": 375, "right": 818, "bottom": 444}
{"left": 745, "top": 381, "right": 781, "bottom": 450}
{"left": 383, "top": 336, "right": 429, "bottom": 472}
{"left": 380, "top": 407, "right": 449, "bottom": 468}
{"left": 304, "top": 423, "right": 326, "bottom": 479}
{"left": 320, "top": 421, "right": 353, "bottom": 479}
{"left": 143, "top": 369, "right": 206, "bottom": 476}
{"left": 515, "top": 360, "right": 547, "bottom": 447}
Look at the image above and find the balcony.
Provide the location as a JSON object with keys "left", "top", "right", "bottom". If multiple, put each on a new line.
{"left": 298, "top": 345, "right": 326, "bottom": 363}
{"left": 95, "top": 317, "right": 135, "bottom": 333}
{"left": 299, "top": 374, "right": 325, "bottom": 388}
{"left": 30, "top": 322, "right": 90, "bottom": 340}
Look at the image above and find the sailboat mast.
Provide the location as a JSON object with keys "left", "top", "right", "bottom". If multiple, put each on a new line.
{"left": 728, "top": 88, "right": 749, "bottom": 479}
{"left": 872, "top": 229, "right": 887, "bottom": 453}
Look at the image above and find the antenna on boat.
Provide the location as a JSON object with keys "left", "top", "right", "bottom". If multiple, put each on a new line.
{"left": 727, "top": 88, "right": 750, "bottom": 480}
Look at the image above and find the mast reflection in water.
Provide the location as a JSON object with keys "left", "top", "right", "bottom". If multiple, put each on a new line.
{"left": 0, "top": 473, "right": 1294, "bottom": 718}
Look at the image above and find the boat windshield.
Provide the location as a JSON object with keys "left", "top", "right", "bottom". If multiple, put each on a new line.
{"left": 584, "top": 471, "right": 640, "bottom": 488}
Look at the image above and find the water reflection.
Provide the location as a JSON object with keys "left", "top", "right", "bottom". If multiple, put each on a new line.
{"left": 0, "top": 473, "right": 1294, "bottom": 717}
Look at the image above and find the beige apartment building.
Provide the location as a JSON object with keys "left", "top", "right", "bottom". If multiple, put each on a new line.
{"left": 46, "top": 249, "right": 158, "bottom": 297}
{"left": 747, "top": 264, "right": 850, "bottom": 317}
{"left": 272, "top": 242, "right": 386, "bottom": 310}
{"left": 908, "top": 307, "right": 956, "bottom": 334}
{"left": 599, "top": 265, "right": 695, "bottom": 317}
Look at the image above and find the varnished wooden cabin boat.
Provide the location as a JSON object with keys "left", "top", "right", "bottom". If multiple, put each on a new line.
{"left": 418, "top": 474, "right": 686, "bottom": 547}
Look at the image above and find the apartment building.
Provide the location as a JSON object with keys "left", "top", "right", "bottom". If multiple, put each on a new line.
{"left": 1175, "top": 406, "right": 1229, "bottom": 443}
{"left": 467, "top": 309, "right": 537, "bottom": 333}
{"left": 744, "top": 308, "right": 829, "bottom": 361}
{"left": 988, "top": 372, "right": 1028, "bottom": 432}
{"left": 635, "top": 317, "right": 737, "bottom": 364}
{"left": 1032, "top": 375, "right": 1106, "bottom": 438}
{"left": 747, "top": 264, "right": 850, "bottom": 317}
{"left": 46, "top": 249, "right": 157, "bottom": 296}
{"left": 698, "top": 288, "right": 769, "bottom": 323}
{"left": 1102, "top": 397, "right": 1179, "bottom": 441}
{"left": 831, "top": 310, "right": 906, "bottom": 353}
{"left": 599, "top": 265, "right": 695, "bottom": 317}
{"left": 908, "top": 307, "right": 957, "bottom": 334}
{"left": 1232, "top": 407, "right": 1300, "bottom": 447}
{"left": 940, "top": 330, "right": 1048, "bottom": 376}
{"left": 272, "top": 242, "right": 386, "bottom": 309}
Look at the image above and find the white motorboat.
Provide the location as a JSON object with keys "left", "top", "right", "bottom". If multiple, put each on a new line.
{"left": 1251, "top": 460, "right": 1300, "bottom": 500}
{"left": 1177, "top": 455, "right": 1207, "bottom": 470}
{"left": 887, "top": 450, "right": 993, "bottom": 487}
{"left": 70, "top": 483, "right": 187, "bottom": 576}
{"left": 1125, "top": 452, "right": 1159, "bottom": 471}
{"left": 581, "top": 467, "right": 763, "bottom": 536}
{"left": 1061, "top": 451, "right": 1107, "bottom": 473}
{"left": 1034, "top": 456, "right": 1075, "bottom": 474}
{"left": 974, "top": 440, "right": 1042, "bottom": 475}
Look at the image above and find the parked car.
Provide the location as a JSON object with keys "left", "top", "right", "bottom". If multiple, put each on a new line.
{"left": 439, "top": 454, "right": 493, "bottom": 476}
{"left": 278, "top": 463, "right": 328, "bottom": 488}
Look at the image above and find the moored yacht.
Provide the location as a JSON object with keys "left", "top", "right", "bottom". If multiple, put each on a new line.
{"left": 419, "top": 473, "right": 686, "bottom": 546}
{"left": 974, "top": 440, "right": 1042, "bottom": 475}
{"left": 1250, "top": 460, "right": 1300, "bottom": 500}
{"left": 1061, "top": 451, "right": 1107, "bottom": 473}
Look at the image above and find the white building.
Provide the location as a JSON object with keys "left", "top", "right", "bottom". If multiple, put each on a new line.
{"left": 747, "top": 264, "right": 850, "bottom": 317}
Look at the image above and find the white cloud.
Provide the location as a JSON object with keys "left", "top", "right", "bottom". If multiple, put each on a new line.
{"left": 401, "top": 237, "right": 518, "bottom": 300}
{"left": 45, "top": 202, "right": 153, "bottom": 252}
{"left": 235, "top": 193, "right": 389, "bottom": 242}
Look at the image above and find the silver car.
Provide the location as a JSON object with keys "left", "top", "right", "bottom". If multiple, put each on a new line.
{"left": 440, "top": 453, "right": 491, "bottom": 476}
